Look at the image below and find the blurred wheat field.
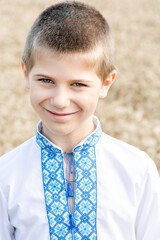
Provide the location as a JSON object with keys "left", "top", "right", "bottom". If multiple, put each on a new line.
{"left": 0, "top": 0, "right": 160, "bottom": 173}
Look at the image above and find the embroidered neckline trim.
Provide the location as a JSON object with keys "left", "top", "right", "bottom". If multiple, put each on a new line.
{"left": 36, "top": 116, "right": 102, "bottom": 153}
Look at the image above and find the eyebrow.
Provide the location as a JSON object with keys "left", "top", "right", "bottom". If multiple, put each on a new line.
{"left": 34, "top": 74, "right": 54, "bottom": 79}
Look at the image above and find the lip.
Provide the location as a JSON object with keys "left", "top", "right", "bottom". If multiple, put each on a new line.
{"left": 45, "top": 109, "right": 78, "bottom": 120}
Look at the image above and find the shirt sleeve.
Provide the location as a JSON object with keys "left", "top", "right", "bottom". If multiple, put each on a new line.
{"left": 0, "top": 187, "right": 15, "bottom": 240}
{"left": 135, "top": 155, "right": 160, "bottom": 239}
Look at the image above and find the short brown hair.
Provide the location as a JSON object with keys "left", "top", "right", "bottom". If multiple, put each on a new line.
{"left": 22, "top": 1, "right": 115, "bottom": 81}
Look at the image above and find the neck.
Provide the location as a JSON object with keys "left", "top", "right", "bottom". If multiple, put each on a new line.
{"left": 51, "top": 127, "right": 95, "bottom": 153}
{"left": 42, "top": 118, "right": 95, "bottom": 153}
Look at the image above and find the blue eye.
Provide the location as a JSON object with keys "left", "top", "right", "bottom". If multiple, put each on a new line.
{"left": 73, "top": 82, "right": 86, "bottom": 87}
{"left": 39, "top": 78, "right": 53, "bottom": 84}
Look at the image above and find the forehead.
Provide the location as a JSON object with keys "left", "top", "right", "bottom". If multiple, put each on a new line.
{"left": 33, "top": 49, "right": 91, "bottom": 70}
{"left": 34, "top": 47, "right": 96, "bottom": 65}
{"left": 30, "top": 48, "right": 102, "bottom": 83}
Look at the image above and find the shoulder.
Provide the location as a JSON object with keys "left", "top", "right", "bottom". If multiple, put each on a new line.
{"left": 0, "top": 136, "right": 40, "bottom": 184}
{"left": 96, "top": 132, "right": 157, "bottom": 178}
{"left": 98, "top": 131, "right": 148, "bottom": 158}
{"left": 96, "top": 132, "right": 160, "bottom": 198}
{"left": 0, "top": 136, "right": 38, "bottom": 162}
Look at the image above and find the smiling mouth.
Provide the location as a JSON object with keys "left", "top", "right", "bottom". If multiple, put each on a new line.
{"left": 45, "top": 109, "right": 78, "bottom": 116}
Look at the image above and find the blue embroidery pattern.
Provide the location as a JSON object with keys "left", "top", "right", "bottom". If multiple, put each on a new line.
{"left": 73, "top": 146, "right": 97, "bottom": 240}
{"left": 36, "top": 119, "right": 101, "bottom": 240}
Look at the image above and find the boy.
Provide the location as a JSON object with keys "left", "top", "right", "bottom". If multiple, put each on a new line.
{"left": 0, "top": 1, "right": 160, "bottom": 239}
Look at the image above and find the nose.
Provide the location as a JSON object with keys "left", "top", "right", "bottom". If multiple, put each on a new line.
{"left": 50, "top": 86, "right": 70, "bottom": 109}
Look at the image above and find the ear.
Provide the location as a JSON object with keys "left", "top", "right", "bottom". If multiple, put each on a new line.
{"left": 99, "top": 70, "right": 117, "bottom": 98}
{"left": 21, "top": 60, "right": 30, "bottom": 89}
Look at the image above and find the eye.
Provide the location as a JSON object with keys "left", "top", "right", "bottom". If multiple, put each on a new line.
{"left": 72, "top": 82, "right": 87, "bottom": 87}
{"left": 39, "top": 78, "right": 53, "bottom": 84}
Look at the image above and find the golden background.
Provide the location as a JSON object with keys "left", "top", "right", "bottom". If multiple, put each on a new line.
{"left": 0, "top": 0, "right": 160, "bottom": 173}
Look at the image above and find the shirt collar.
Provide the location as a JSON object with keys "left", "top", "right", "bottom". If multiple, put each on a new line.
{"left": 36, "top": 116, "right": 102, "bottom": 153}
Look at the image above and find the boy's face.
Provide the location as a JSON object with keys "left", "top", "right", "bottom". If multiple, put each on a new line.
{"left": 22, "top": 50, "right": 115, "bottom": 144}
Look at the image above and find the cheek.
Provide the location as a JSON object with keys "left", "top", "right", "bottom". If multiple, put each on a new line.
{"left": 29, "top": 87, "right": 49, "bottom": 105}
{"left": 29, "top": 89, "right": 40, "bottom": 106}
{"left": 75, "top": 93, "right": 99, "bottom": 112}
